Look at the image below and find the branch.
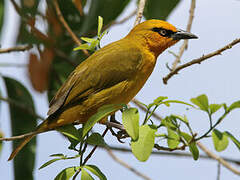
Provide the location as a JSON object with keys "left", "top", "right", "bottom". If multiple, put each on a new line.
{"left": 104, "top": 121, "right": 125, "bottom": 131}
{"left": 134, "top": 0, "right": 147, "bottom": 26}
{"left": 73, "top": 128, "right": 109, "bottom": 179}
{"left": 106, "top": 147, "right": 152, "bottom": 180}
{"left": 0, "top": 63, "right": 27, "bottom": 68}
{"left": 112, "top": 9, "right": 137, "bottom": 26}
{"left": 217, "top": 162, "right": 221, "bottom": 180}
{"left": 0, "top": 131, "right": 38, "bottom": 141}
{"left": 197, "top": 142, "right": 240, "bottom": 175}
{"left": 154, "top": 144, "right": 185, "bottom": 151}
{"left": 131, "top": 98, "right": 162, "bottom": 120}
{"left": 53, "top": 0, "right": 89, "bottom": 56}
{"left": 11, "top": 0, "right": 53, "bottom": 44}
{"left": 130, "top": 97, "right": 240, "bottom": 174}
{"left": 100, "top": 9, "right": 137, "bottom": 33}
{"left": 163, "top": 38, "right": 240, "bottom": 84}
{"left": 107, "top": 146, "right": 240, "bottom": 166}
{"left": 0, "top": 45, "right": 33, "bottom": 54}
{"left": 171, "top": 0, "right": 196, "bottom": 70}
{"left": 10, "top": 0, "right": 79, "bottom": 67}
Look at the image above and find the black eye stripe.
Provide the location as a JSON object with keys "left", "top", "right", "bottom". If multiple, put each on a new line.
{"left": 151, "top": 27, "right": 175, "bottom": 37}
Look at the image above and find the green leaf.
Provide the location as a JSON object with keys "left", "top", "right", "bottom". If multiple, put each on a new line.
{"left": 57, "top": 124, "right": 81, "bottom": 141}
{"left": 162, "top": 100, "right": 194, "bottom": 108}
{"left": 3, "top": 76, "right": 37, "bottom": 180}
{"left": 171, "top": 114, "right": 188, "bottom": 124}
{"left": 161, "top": 117, "right": 177, "bottom": 130}
{"left": 122, "top": 108, "right": 139, "bottom": 141}
{"left": 81, "top": 169, "right": 94, "bottom": 180}
{"left": 153, "top": 96, "right": 168, "bottom": 104}
{"left": 131, "top": 125, "right": 156, "bottom": 162}
{"left": 68, "top": 128, "right": 83, "bottom": 150}
{"left": 55, "top": 166, "right": 80, "bottom": 180}
{"left": 190, "top": 94, "right": 209, "bottom": 112}
{"left": 100, "top": 30, "right": 108, "bottom": 39}
{"left": 155, "top": 133, "right": 166, "bottom": 138}
{"left": 89, "top": 39, "right": 100, "bottom": 50}
{"left": 86, "top": 133, "right": 106, "bottom": 146}
{"left": 181, "top": 132, "right": 199, "bottom": 160}
{"left": 209, "top": 104, "right": 223, "bottom": 114}
{"left": 167, "top": 128, "right": 180, "bottom": 149}
{"left": 82, "top": 104, "right": 125, "bottom": 138}
{"left": 227, "top": 101, "right": 240, "bottom": 112}
{"left": 97, "top": 16, "right": 103, "bottom": 37}
{"left": 0, "top": 0, "right": 4, "bottom": 38}
{"left": 81, "top": 37, "right": 97, "bottom": 43}
{"left": 39, "top": 158, "right": 63, "bottom": 170}
{"left": 49, "top": 153, "right": 65, "bottom": 158}
{"left": 84, "top": 165, "right": 107, "bottom": 180}
{"left": 73, "top": 43, "right": 90, "bottom": 51}
{"left": 143, "top": 0, "right": 180, "bottom": 20}
{"left": 225, "top": 131, "right": 240, "bottom": 151}
{"left": 212, "top": 129, "right": 229, "bottom": 152}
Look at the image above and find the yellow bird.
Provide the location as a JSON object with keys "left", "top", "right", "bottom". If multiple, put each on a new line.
{"left": 8, "top": 19, "right": 197, "bottom": 160}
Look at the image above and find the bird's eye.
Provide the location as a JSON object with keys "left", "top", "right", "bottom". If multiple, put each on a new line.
{"left": 159, "top": 29, "right": 167, "bottom": 36}
{"left": 151, "top": 27, "right": 174, "bottom": 37}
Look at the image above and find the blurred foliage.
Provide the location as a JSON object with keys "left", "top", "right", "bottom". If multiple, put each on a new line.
{"left": 0, "top": 0, "right": 239, "bottom": 180}
{"left": 143, "top": 0, "right": 180, "bottom": 20}
{"left": 3, "top": 77, "right": 37, "bottom": 180}
{"left": 0, "top": 0, "right": 4, "bottom": 38}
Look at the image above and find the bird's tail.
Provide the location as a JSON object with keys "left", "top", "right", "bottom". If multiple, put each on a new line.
{"left": 8, "top": 118, "right": 52, "bottom": 161}
{"left": 8, "top": 132, "right": 37, "bottom": 161}
{"left": 8, "top": 115, "right": 68, "bottom": 161}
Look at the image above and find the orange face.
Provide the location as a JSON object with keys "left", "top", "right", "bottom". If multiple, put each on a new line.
{"left": 127, "top": 20, "right": 198, "bottom": 57}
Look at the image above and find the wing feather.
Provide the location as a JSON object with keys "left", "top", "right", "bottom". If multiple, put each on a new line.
{"left": 48, "top": 40, "right": 142, "bottom": 116}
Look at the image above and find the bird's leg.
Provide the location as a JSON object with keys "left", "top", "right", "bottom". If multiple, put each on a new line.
{"left": 103, "top": 115, "right": 128, "bottom": 143}
{"left": 110, "top": 114, "right": 121, "bottom": 124}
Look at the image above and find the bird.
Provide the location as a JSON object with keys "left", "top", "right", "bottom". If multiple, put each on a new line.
{"left": 8, "top": 19, "right": 198, "bottom": 160}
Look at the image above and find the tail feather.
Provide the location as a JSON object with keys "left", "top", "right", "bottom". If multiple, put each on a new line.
{"left": 8, "top": 132, "right": 37, "bottom": 161}
{"left": 8, "top": 116, "right": 68, "bottom": 160}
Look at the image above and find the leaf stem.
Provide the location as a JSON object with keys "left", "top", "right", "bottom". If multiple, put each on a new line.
{"left": 196, "top": 112, "right": 228, "bottom": 141}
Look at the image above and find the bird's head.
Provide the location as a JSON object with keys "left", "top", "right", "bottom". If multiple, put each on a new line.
{"left": 127, "top": 19, "right": 198, "bottom": 57}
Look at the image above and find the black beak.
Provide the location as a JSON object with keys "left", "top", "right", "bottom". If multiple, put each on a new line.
{"left": 171, "top": 29, "right": 198, "bottom": 40}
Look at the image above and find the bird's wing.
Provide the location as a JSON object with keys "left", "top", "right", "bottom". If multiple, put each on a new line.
{"left": 48, "top": 42, "right": 142, "bottom": 116}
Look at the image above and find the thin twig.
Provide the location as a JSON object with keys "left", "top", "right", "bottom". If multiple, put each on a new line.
{"left": 130, "top": 96, "right": 240, "bottom": 173}
{"left": 112, "top": 9, "right": 137, "bottom": 26}
{"left": 0, "top": 45, "right": 33, "bottom": 54}
{"left": 85, "top": 9, "right": 137, "bottom": 37}
{"left": 106, "top": 147, "right": 152, "bottom": 180}
{"left": 53, "top": 0, "right": 89, "bottom": 56}
{"left": 11, "top": 0, "right": 53, "bottom": 44}
{"left": 0, "top": 131, "right": 38, "bottom": 141}
{"left": 154, "top": 144, "right": 185, "bottom": 151}
{"left": 134, "top": 0, "right": 147, "bottom": 26}
{"left": 106, "top": 146, "right": 240, "bottom": 166}
{"left": 73, "top": 128, "right": 109, "bottom": 179}
{"left": 163, "top": 38, "right": 240, "bottom": 84}
{"left": 197, "top": 142, "right": 240, "bottom": 175}
{"left": 10, "top": 0, "right": 80, "bottom": 66}
{"left": 104, "top": 121, "right": 125, "bottom": 131}
{"left": 0, "top": 96, "right": 45, "bottom": 120}
{"left": 217, "top": 162, "right": 221, "bottom": 180}
{"left": 131, "top": 98, "right": 162, "bottom": 120}
{"left": 0, "top": 63, "right": 27, "bottom": 68}
{"left": 171, "top": 0, "right": 196, "bottom": 70}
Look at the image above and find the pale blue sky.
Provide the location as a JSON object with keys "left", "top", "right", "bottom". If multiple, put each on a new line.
{"left": 1, "top": 0, "right": 240, "bottom": 179}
